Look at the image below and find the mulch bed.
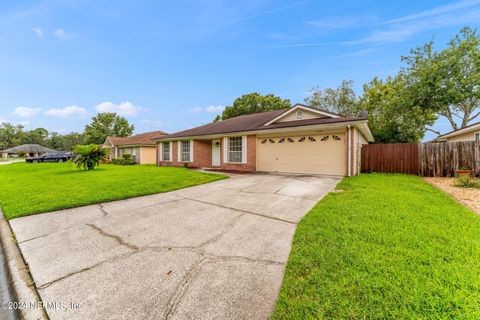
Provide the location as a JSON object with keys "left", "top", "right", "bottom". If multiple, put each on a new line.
{"left": 425, "top": 177, "right": 480, "bottom": 215}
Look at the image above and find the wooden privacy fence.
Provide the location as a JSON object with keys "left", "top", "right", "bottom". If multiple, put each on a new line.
{"left": 361, "top": 142, "right": 480, "bottom": 177}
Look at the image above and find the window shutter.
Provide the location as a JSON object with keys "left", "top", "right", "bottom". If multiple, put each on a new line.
{"left": 241, "top": 136, "right": 247, "bottom": 164}
{"left": 177, "top": 141, "right": 181, "bottom": 162}
{"left": 190, "top": 140, "right": 194, "bottom": 162}
{"left": 169, "top": 142, "right": 172, "bottom": 161}
{"left": 223, "top": 137, "right": 228, "bottom": 163}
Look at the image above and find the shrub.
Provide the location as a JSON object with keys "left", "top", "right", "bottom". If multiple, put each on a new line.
{"left": 17, "top": 151, "right": 26, "bottom": 158}
{"left": 122, "top": 154, "right": 132, "bottom": 160}
{"left": 455, "top": 174, "right": 480, "bottom": 188}
{"left": 73, "top": 144, "right": 109, "bottom": 170}
{"left": 112, "top": 158, "right": 134, "bottom": 165}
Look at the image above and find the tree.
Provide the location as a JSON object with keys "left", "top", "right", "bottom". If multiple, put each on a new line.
{"left": 73, "top": 144, "right": 109, "bottom": 170}
{"left": 0, "top": 122, "right": 24, "bottom": 150}
{"left": 21, "top": 128, "right": 49, "bottom": 145}
{"left": 359, "top": 76, "right": 437, "bottom": 143}
{"left": 305, "top": 80, "right": 359, "bottom": 116}
{"left": 84, "top": 112, "right": 134, "bottom": 144}
{"left": 219, "top": 93, "right": 291, "bottom": 121}
{"left": 401, "top": 27, "right": 480, "bottom": 133}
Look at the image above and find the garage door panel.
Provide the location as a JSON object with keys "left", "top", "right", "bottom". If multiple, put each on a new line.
{"left": 257, "top": 134, "right": 346, "bottom": 175}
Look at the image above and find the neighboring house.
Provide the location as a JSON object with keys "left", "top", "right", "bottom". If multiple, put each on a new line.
{"left": 1, "top": 144, "right": 56, "bottom": 158}
{"left": 153, "top": 104, "right": 374, "bottom": 176}
{"left": 103, "top": 131, "right": 167, "bottom": 164}
{"left": 433, "top": 122, "right": 480, "bottom": 142}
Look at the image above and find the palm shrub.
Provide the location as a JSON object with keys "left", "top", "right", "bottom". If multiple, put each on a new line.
{"left": 73, "top": 144, "right": 109, "bottom": 170}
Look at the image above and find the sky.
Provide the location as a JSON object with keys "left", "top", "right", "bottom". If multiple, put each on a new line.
{"left": 1, "top": 0, "right": 480, "bottom": 141}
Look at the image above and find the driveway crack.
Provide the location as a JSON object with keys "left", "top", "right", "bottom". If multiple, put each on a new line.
{"left": 98, "top": 204, "right": 108, "bottom": 217}
{"left": 163, "top": 256, "right": 209, "bottom": 320}
{"left": 86, "top": 223, "right": 139, "bottom": 251}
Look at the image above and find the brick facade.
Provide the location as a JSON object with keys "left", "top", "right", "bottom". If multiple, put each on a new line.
{"left": 158, "top": 135, "right": 256, "bottom": 172}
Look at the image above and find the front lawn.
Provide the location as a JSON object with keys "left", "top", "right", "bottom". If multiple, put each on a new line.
{"left": 0, "top": 163, "right": 226, "bottom": 220}
{"left": 273, "top": 174, "right": 480, "bottom": 319}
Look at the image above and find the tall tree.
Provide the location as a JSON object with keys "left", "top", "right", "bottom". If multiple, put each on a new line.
{"left": 84, "top": 112, "right": 134, "bottom": 144}
{"left": 359, "top": 76, "right": 437, "bottom": 143}
{"left": 305, "top": 80, "right": 359, "bottom": 116}
{"left": 219, "top": 93, "right": 291, "bottom": 121}
{"left": 401, "top": 27, "right": 480, "bottom": 133}
{"left": 21, "top": 128, "right": 49, "bottom": 145}
{"left": 0, "top": 123, "right": 24, "bottom": 150}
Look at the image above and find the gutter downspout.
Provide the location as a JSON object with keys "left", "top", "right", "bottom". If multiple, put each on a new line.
{"left": 347, "top": 125, "right": 351, "bottom": 177}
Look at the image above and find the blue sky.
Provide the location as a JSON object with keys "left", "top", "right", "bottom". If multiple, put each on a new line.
{"left": 1, "top": 0, "right": 480, "bottom": 141}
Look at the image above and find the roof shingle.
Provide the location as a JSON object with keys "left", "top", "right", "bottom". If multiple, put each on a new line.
{"left": 155, "top": 107, "right": 364, "bottom": 140}
{"left": 107, "top": 131, "right": 167, "bottom": 146}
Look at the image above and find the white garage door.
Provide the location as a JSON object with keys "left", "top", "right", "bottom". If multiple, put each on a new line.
{"left": 257, "top": 134, "right": 346, "bottom": 175}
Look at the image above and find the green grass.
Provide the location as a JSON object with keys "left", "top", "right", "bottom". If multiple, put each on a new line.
{"left": 0, "top": 163, "right": 226, "bottom": 220}
{"left": 273, "top": 174, "right": 480, "bottom": 319}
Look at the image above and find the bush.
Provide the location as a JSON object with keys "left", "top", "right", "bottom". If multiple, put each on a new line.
{"left": 112, "top": 158, "right": 135, "bottom": 165}
{"left": 455, "top": 174, "right": 480, "bottom": 188}
{"left": 122, "top": 154, "right": 132, "bottom": 160}
{"left": 73, "top": 144, "right": 109, "bottom": 170}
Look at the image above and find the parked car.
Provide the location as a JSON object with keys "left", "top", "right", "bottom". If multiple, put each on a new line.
{"left": 26, "top": 152, "right": 69, "bottom": 163}
{"left": 65, "top": 152, "right": 76, "bottom": 160}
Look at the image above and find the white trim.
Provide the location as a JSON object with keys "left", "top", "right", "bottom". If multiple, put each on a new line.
{"left": 347, "top": 125, "right": 351, "bottom": 177}
{"left": 438, "top": 122, "right": 480, "bottom": 139}
{"left": 160, "top": 141, "right": 172, "bottom": 162}
{"left": 241, "top": 136, "right": 247, "bottom": 164}
{"left": 263, "top": 104, "right": 340, "bottom": 126}
{"left": 223, "top": 137, "right": 228, "bottom": 163}
{"left": 177, "top": 141, "right": 181, "bottom": 162}
{"left": 169, "top": 141, "right": 172, "bottom": 161}
{"left": 190, "top": 140, "right": 194, "bottom": 162}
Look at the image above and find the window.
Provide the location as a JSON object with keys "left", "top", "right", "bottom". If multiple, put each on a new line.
{"left": 162, "top": 142, "right": 170, "bottom": 161}
{"left": 476, "top": 132, "right": 480, "bottom": 141}
{"left": 228, "top": 137, "right": 242, "bottom": 163}
{"left": 181, "top": 141, "right": 190, "bottom": 162}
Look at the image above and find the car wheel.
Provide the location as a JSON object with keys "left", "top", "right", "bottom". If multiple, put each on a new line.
{"left": 32, "top": 160, "right": 39, "bottom": 163}
{"left": 57, "top": 159, "right": 64, "bottom": 163}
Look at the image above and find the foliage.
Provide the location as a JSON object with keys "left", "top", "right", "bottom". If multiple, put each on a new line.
{"left": 112, "top": 157, "right": 135, "bottom": 165}
{"left": 21, "top": 128, "right": 48, "bottom": 145}
{"left": 0, "top": 122, "right": 24, "bottom": 150}
{"left": 401, "top": 27, "right": 480, "bottom": 133}
{"left": 305, "top": 80, "right": 359, "bottom": 116}
{"left": 0, "top": 163, "right": 226, "bottom": 219}
{"left": 122, "top": 153, "right": 132, "bottom": 160}
{"left": 455, "top": 174, "right": 480, "bottom": 188}
{"left": 84, "top": 112, "right": 134, "bottom": 144}
{"left": 359, "top": 76, "right": 437, "bottom": 143}
{"left": 219, "top": 93, "right": 291, "bottom": 121}
{"left": 73, "top": 144, "right": 109, "bottom": 170}
{"left": 273, "top": 174, "right": 480, "bottom": 319}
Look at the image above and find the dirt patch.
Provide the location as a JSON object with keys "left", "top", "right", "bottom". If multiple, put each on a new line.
{"left": 425, "top": 177, "right": 480, "bottom": 215}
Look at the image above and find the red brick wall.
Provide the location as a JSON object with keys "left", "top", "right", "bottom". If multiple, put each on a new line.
{"left": 157, "top": 135, "right": 256, "bottom": 172}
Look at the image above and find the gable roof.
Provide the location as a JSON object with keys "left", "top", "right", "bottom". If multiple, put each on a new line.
{"left": 154, "top": 104, "right": 370, "bottom": 140}
{"left": 106, "top": 131, "right": 167, "bottom": 146}
{"left": 434, "top": 121, "right": 480, "bottom": 141}
{"left": 1, "top": 144, "right": 56, "bottom": 153}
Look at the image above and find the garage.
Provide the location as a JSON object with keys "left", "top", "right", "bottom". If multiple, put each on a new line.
{"left": 257, "top": 133, "right": 346, "bottom": 175}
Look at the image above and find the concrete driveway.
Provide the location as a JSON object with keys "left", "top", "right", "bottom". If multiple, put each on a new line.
{"left": 9, "top": 173, "right": 341, "bottom": 320}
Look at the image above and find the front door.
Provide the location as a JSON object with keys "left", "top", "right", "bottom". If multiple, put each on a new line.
{"left": 212, "top": 140, "right": 221, "bottom": 166}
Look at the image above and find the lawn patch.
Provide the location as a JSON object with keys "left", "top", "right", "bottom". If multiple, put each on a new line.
{"left": 273, "top": 174, "right": 480, "bottom": 319}
{"left": 0, "top": 163, "right": 226, "bottom": 219}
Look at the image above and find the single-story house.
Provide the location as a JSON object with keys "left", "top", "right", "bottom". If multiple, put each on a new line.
{"left": 433, "top": 121, "right": 480, "bottom": 142}
{"left": 1, "top": 144, "right": 56, "bottom": 158}
{"left": 153, "top": 104, "right": 374, "bottom": 176}
{"left": 103, "top": 131, "right": 167, "bottom": 164}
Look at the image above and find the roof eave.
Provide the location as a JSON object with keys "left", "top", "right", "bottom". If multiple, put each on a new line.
{"left": 155, "top": 119, "right": 370, "bottom": 141}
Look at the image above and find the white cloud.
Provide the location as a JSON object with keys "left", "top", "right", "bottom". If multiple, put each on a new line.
{"left": 95, "top": 101, "right": 143, "bottom": 116}
{"left": 385, "top": 0, "right": 480, "bottom": 24}
{"left": 143, "top": 119, "right": 163, "bottom": 128}
{"left": 31, "top": 27, "right": 43, "bottom": 38}
{"left": 53, "top": 28, "right": 68, "bottom": 40}
{"left": 189, "top": 105, "right": 225, "bottom": 114}
{"left": 45, "top": 105, "right": 88, "bottom": 118}
{"left": 13, "top": 106, "right": 42, "bottom": 118}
